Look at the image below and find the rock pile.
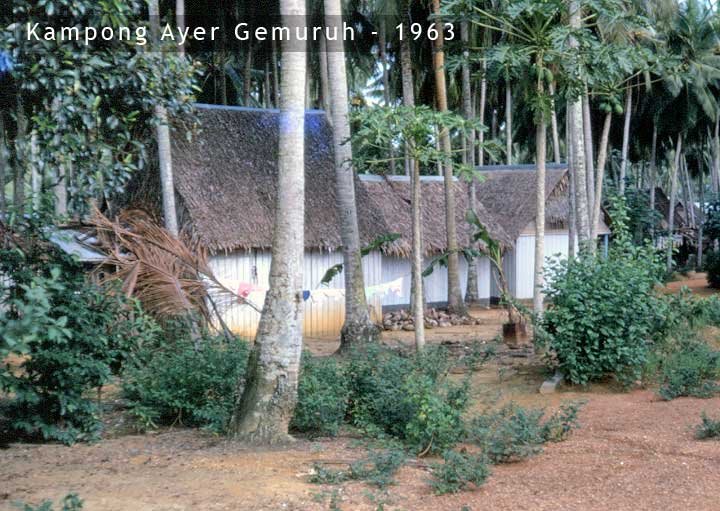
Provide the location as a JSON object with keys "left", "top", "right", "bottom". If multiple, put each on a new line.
{"left": 381, "top": 308, "right": 482, "bottom": 331}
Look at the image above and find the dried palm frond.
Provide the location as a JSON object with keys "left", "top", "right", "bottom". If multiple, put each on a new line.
{"left": 87, "top": 208, "right": 255, "bottom": 328}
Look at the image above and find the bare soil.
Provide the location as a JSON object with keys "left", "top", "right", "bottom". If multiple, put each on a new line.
{"left": 2, "top": 275, "right": 719, "bottom": 511}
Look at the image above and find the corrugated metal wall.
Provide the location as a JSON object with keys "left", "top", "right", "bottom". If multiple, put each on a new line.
{"left": 514, "top": 232, "right": 569, "bottom": 298}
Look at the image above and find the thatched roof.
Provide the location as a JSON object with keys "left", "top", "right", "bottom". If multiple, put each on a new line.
{"left": 124, "top": 105, "right": 509, "bottom": 256}
{"left": 475, "top": 165, "right": 569, "bottom": 240}
{"left": 653, "top": 187, "right": 698, "bottom": 230}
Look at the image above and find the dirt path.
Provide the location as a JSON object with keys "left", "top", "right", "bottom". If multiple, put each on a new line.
{"left": 2, "top": 384, "right": 719, "bottom": 511}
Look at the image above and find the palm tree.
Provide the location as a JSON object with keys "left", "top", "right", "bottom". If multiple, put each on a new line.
{"left": 231, "top": 0, "right": 307, "bottom": 443}
{"left": 431, "top": 0, "right": 466, "bottom": 316}
{"left": 149, "top": 0, "right": 179, "bottom": 236}
{"left": 324, "top": 0, "right": 380, "bottom": 350}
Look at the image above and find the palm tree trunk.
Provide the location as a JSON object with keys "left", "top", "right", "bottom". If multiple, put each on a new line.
{"left": 272, "top": 39, "right": 280, "bottom": 107}
{"left": 567, "top": 106, "right": 577, "bottom": 258}
{"left": 176, "top": 0, "right": 185, "bottom": 56}
{"left": 149, "top": 0, "right": 179, "bottom": 236}
{"left": 533, "top": 58, "right": 547, "bottom": 316}
{"left": 218, "top": 1, "right": 228, "bottom": 106}
{"left": 582, "top": 87, "right": 595, "bottom": 222}
{"left": 324, "top": 0, "right": 380, "bottom": 350}
{"left": 698, "top": 167, "right": 704, "bottom": 270}
{"left": 243, "top": 42, "right": 253, "bottom": 105}
{"left": 667, "top": 134, "right": 683, "bottom": 272}
{"left": 591, "top": 111, "right": 612, "bottom": 241}
{"left": 619, "top": 88, "right": 632, "bottom": 196}
{"left": 30, "top": 130, "right": 40, "bottom": 211}
{"left": 462, "top": 21, "right": 479, "bottom": 305}
{"left": 378, "top": 20, "right": 396, "bottom": 174}
{"left": 431, "top": 0, "right": 465, "bottom": 316}
{"left": 549, "top": 81, "right": 561, "bottom": 164}
{"left": 231, "top": 0, "right": 306, "bottom": 444}
{"left": 713, "top": 116, "right": 719, "bottom": 196}
{"left": 649, "top": 123, "right": 657, "bottom": 239}
{"left": 478, "top": 60, "right": 487, "bottom": 167}
{"left": 318, "top": 34, "right": 330, "bottom": 113}
{"left": 13, "top": 93, "right": 26, "bottom": 211}
{"left": 505, "top": 75, "right": 512, "bottom": 165}
{"left": 399, "top": 18, "right": 425, "bottom": 350}
{"left": 0, "top": 113, "right": 7, "bottom": 216}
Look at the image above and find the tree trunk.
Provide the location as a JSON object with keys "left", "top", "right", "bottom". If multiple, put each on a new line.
{"left": 431, "top": 0, "right": 466, "bottom": 316}
{"left": 549, "top": 81, "right": 561, "bottom": 164}
{"left": 713, "top": 116, "right": 719, "bottom": 196}
{"left": 55, "top": 162, "right": 67, "bottom": 217}
{"left": 569, "top": 1, "right": 589, "bottom": 248}
{"left": 698, "top": 167, "right": 704, "bottom": 270}
{"left": 324, "top": 0, "right": 380, "bottom": 350}
{"left": 272, "top": 39, "right": 280, "bottom": 107}
{"left": 0, "top": 113, "right": 7, "bottom": 216}
{"left": 176, "top": 0, "right": 185, "bottom": 56}
{"left": 505, "top": 75, "right": 512, "bottom": 165}
{"left": 149, "top": 0, "right": 179, "bottom": 236}
{"left": 619, "top": 88, "right": 632, "bottom": 196}
{"left": 378, "top": 20, "right": 396, "bottom": 174}
{"left": 218, "top": 0, "right": 228, "bottom": 105}
{"left": 243, "top": 43, "right": 253, "bottom": 105}
{"left": 667, "top": 134, "right": 683, "bottom": 272}
{"left": 30, "top": 131, "right": 40, "bottom": 211}
{"left": 533, "top": 59, "right": 547, "bottom": 316}
{"left": 318, "top": 34, "right": 330, "bottom": 113}
{"left": 567, "top": 106, "right": 577, "bottom": 258}
{"left": 478, "top": 60, "right": 487, "bottom": 167}
{"left": 231, "top": 0, "right": 307, "bottom": 444}
{"left": 649, "top": 123, "right": 657, "bottom": 239}
{"left": 582, "top": 87, "right": 595, "bottom": 222}
{"left": 13, "top": 93, "right": 26, "bottom": 211}
{"left": 591, "top": 111, "right": 612, "bottom": 241}
{"left": 462, "top": 21, "right": 479, "bottom": 305}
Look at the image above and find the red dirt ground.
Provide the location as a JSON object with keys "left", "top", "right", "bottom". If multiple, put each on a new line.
{"left": 1, "top": 273, "right": 719, "bottom": 511}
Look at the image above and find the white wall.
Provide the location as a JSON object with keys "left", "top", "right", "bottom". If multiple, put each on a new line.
{"left": 513, "top": 232, "right": 569, "bottom": 299}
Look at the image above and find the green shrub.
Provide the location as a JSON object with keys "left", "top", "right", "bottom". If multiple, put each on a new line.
{"left": 429, "top": 450, "right": 491, "bottom": 495}
{"left": 1, "top": 233, "right": 159, "bottom": 444}
{"left": 657, "top": 340, "right": 720, "bottom": 400}
{"left": 291, "top": 353, "right": 349, "bottom": 437}
{"left": 703, "top": 251, "right": 720, "bottom": 288}
{"left": 17, "top": 493, "right": 83, "bottom": 511}
{"left": 467, "top": 402, "right": 582, "bottom": 464}
{"left": 122, "top": 334, "right": 249, "bottom": 431}
{"left": 309, "top": 446, "right": 406, "bottom": 489}
{"left": 346, "top": 345, "right": 470, "bottom": 454}
{"left": 695, "top": 412, "right": 720, "bottom": 440}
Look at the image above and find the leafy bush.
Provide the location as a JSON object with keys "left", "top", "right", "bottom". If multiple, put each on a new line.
{"left": 695, "top": 412, "right": 720, "bottom": 440}
{"left": 17, "top": 493, "right": 83, "bottom": 511}
{"left": 657, "top": 340, "right": 720, "bottom": 400}
{"left": 309, "top": 446, "right": 406, "bottom": 489}
{"left": 1, "top": 227, "right": 159, "bottom": 444}
{"left": 346, "top": 345, "right": 471, "bottom": 454}
{"left": 430, "top": 450, "right": 491, "bottom": 495}
{"left": 539, "top": 195, "right": 664, "bottom": 385}
{"left": 122, "top": 334, "right": 249, "bottom": 431}
{"left": 703, "top": 251, "right": 720, "bottom": 288}
{"left": 467, "top": 402, "right": 582, "bottom": 464}
{"left": 291, "top": 353, "right": 349, "bottom": 437}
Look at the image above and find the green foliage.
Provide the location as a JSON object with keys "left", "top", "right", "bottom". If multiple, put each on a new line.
{"left": 346, "top": 345, "right": 471, "bottom": 454}
{"left": 122, "top": 334, "right": 249, "bottom": 432}
{"left": 1, "top": 223, "right": 160, "bottom": 444}
{"left": 695, "top": 412, "right": 720, "bottom": 440}
{"left": 703, "top": 251, "right": 720, "bottom": 289}
{"left": 309, "top": 446, "right": 406, "bottom": 489}
{"left": 467, "top": 402, "right": 581, "bottom": 464}
{"left": 538, "top": 195, "right": 665, "bottom": 385}
{"left": 429, "top": 450, "right": 491, "bottom": 495}
{"left": 657, "top": 340, "right": 720, "bottom": 400}
{"left": 291, "top": 354, "right": 349, "bottom": 437}
{"left": 16, "top": 493, "right": 83, "bottom": 511}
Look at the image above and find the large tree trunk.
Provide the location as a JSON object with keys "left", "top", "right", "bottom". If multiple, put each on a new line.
{"left": 378, "top": 20, "right": 396, "bottom": 174}
{"left": 667, "top": 134, "right": 683, "bottom": 273}
{"left": 549, "top": 81, "right": 561, "bottom": 164}
{"left": 478, "top": 60, "right": 487, "bottom": 167}
{"left": 431, "top": 0, "right": 466, "bottom": 315}
{"left": 582, "top": 87, "right": 595, "bottom": 221}
{"left": 324, "top": 0, "right": 380, "bottom": 350}
{"left": 533, "top": 57, "right": 547, "bottom": 316}
{"left": 591, "top": 111, "right": 612, "bottom": 241}
{"left": 505, "top": 75, "right": 512, "bottom": 165}
{"left": 619, "top": 88, "right": 632, "bottom": 196}
{"left": 462, "top": 21, "right": 479, "bottom": 305}
{"left": 149, "top": 0, "right": 179, "bottom": 236}
{"left": 569, "top": 1, "right": 589, "bottom": 248}
{"left": 231, "top": 0, "right": 306, "bottom": 444}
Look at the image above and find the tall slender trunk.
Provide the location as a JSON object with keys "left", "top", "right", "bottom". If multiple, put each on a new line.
{"left": 461, "top": 21, "right": 479, "bottom": 304}
{"left": 30, "top": 131, "right": 40, "bottom": 211}
{"left": 176, "top": 0, "right": 185, "bottom": 56}
{"left": 505, "top": 75, "right": 512, "bottom": 165}
{"left": 491, "top": 107, "right": 498, "bottom": 164}
{"left": 218, "top": 0, "right": 228, "bottom": 105}
{"left": 324, "top": 0, "right": 380, "bottom": 350}
{"left": 533, "top": 56, "right": 547, "bottom": 316}
{"left": 549, "top": 81, "right": 561, "bottom": 164}
{"left": 399, "top": 18, "right": 424, "bottom": 350}
{"left": 231, "top": 0, "right": 306, "bottom": 444}
{"left": 582, "top": 87, "right": 595, "bottom": 222}
{"left": 698, "top": 168, "right": 704, "bottom": 270}
{"left": 0, "top": 113, "right": 7, "bottom": 216}
{"left": 378, "top": 20, "right": 396, "bottom": 174}
{"left": 649, "top": 123, "right": 657, "bottom": 239}
{"left": 667, "top": 134, "right": 683, "bottom": 272}
{"left": 567, "top": 106, "right": 577, "bottom": 258}
{"left": 713, "top": 116, "right": 719, "bottom": 197}
{"left": 13, "top": 93, "right": 26, "bottom": 211}
{"left": 318, "top": 34, "right": 330, "bottom": 113}
{"left": 432, "top": 0, "right": 465, "bottom": 315}
{"left": 149, "top": 0, "right": 179, "bottom": 236}
{"left": 619, "top": 88, "right": 632, "bottom": 196}
{"left": 243, "top": 42, "right": 253, "bottom": 105}
{"left": 478, "top": 60, "right": 487, "bottom": 167}
{"left": 591, "top": 111, "right": 612, "bottom": 241}
{"left": 272, "top": 39, "right": 280, "bottom": 107}
{"left": 682, "top": 155, "right": 695, "bottom": 228}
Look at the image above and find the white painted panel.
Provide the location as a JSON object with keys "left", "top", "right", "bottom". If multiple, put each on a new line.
{"left": 513, "top": 233, "right": 569, "bottom": 299}
{"left": 477, "top": 256, "right": 491, "bottom": 300}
